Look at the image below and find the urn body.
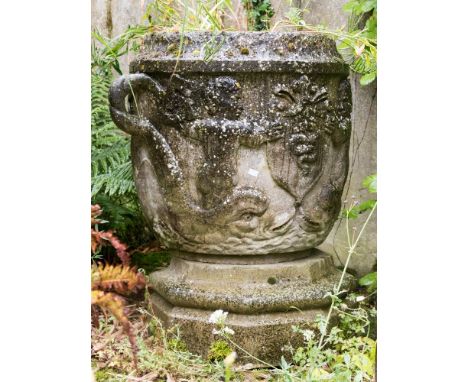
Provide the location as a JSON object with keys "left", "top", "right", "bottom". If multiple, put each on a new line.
{"left": 109, "top": 32, "right": 352, "bottom": 256}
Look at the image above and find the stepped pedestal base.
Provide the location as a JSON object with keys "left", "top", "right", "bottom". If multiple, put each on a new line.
{"left": 148, "top": 249, "right": 355, "bottom": 364}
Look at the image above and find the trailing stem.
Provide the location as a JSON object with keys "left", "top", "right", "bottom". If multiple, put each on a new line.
{"left": 222, "top": 336, "right": 277, "bottom": 369}
{"left": 318, "top": 201, "right": 377, "bottom": 349}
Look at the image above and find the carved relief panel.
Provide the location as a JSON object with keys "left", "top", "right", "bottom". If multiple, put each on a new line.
{"left": 109, "top": 32, "right": 352, "bottom": 255}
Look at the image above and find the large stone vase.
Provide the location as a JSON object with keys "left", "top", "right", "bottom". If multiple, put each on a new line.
{"left": 109, "top": 32, "right": 354, "bottom": 363}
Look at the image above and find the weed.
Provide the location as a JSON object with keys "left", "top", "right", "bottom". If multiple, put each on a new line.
{"left": 207, "top": 340, "right": 233, "bottom": 362}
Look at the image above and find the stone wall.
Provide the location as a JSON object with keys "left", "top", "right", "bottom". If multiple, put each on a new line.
{"left": 91, "top": 0, "right": 377, "bottom": 276}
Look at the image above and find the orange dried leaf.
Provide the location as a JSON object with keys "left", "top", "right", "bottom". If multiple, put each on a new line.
{"left": 92, "top": 264, "right": 146, "bottom": 295}
{"left": 98, "top": 230, "right": 130, "bottom": 265}
{"left": 91, "top": 204, "right": 104, "bottom": 225}
{"left": 91, "top": 229, "right": 103, "bottom": 254}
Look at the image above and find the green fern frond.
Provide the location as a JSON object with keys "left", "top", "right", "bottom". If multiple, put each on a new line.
{"left": 91, "top": 70, "right": 134, "bottom": 198}
{"left": 92, "top": 162, "right": 136, "bottom": 197}
{"left": 91, "top": 26, "right": 155, "bottom": 245}
{"left": 91, "top": 140, "right": 130, "bottom": 176}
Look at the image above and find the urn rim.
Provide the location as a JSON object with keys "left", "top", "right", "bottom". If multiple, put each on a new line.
{"left": 131, "top": 31, "right": 349, "bottom": 74}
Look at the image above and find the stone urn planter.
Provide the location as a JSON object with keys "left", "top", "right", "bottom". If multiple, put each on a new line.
{"left": 109, "top": 31, "right": 354, "bottom": 363}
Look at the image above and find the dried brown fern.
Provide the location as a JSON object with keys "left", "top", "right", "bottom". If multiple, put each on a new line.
{"left": 92, "top": 263, "right": 146, "bottom": 296}
{"left": 91, "top": 264, "right": 145, "bottom": 370}
{"left": 91, "top": 204, "right": 146, "bottom": 370}
{"left": 91, "top": 204, "right": 131, "bottom": 264}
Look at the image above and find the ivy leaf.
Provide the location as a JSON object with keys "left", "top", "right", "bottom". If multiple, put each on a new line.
{"left": 361, "top": 0, "right": 377, "bottom": 13}
{"left": 343, "top": 0, "right": 360, "bottom": 13}
{"left": 360, "top": 72, "right": 376, "bottom": 86}
{"left": 363, "top": 174, "right": 377, "bottom": 193}
{"left": 343, "top": 0, "right": 376, "bottom": 14}
{"left": 337, "top": 38, "right": 356, "bottom": 65}
{"left": 365, "top": 14, "right": 377, "bottom": 38}
{"left": 359, "top": 272, "right": 377, "bottom": 292}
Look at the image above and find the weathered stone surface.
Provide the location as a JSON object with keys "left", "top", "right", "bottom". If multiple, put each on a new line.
{"left": 148, "top": 267, "right": 350, "bottom": 365}
{"left": 149, "top": 251, "right": 354, "bottom": 364}
{"left": 109, "top": 32, "right": 354, "bottom": 362}
{"left": 150, "top": 291, "right": 328, "bottom": 364}
{"left": 131, "top": 32, "right": 348, "bottom": 74}
{"left": 149, "top": 249, "right": 354, "bottom": 314}
{"left": 110, "top": 32, "right": 352, "bottom": 255}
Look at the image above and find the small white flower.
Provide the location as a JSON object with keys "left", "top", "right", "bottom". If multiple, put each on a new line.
{"left": 208, "top": 309, "right": 228, "bottom": 324}
{"left": 302, "top": 329, "right": 314, "bottom": 342}
{"left": 356, "top": 295, "right": 365, "bottom": 302}
{"left": 212, "top": 326, "right": 235, "bottom": 336}
{"left": 224, "top": 326, "right": 235, "bottom": 335}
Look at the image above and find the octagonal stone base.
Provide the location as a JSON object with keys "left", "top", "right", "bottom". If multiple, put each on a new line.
{"left": 148, "top": 249, "right": 355, "bottom": 364}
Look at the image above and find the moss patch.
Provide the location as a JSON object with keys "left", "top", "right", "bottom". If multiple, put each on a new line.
{"left": 207, "top": 340, "right": 232, "bottom": 362}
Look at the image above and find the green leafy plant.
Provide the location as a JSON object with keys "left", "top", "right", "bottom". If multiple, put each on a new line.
{"left": 359, "top": 271, "right": 377, "bottom": 293}
{"left": 91, "top": 28, "right": 145, "bottom": 200}
{"left": 340, "top": 0, "right": 377, "bottom": 85}
{"left": 282, "top": 5, "right": 306, "bottom": 28}
{"left": 144, "top": 0, "right": 237, "bottom": 32}
{"left": 243, "top": 0, "right": 274, "bottom": 31}
{"left": 207, "top": 340, "right": 233, "bottom": 362}
{"left": 91, "top": 26, "right": 156, "bottom": 246}
{"left": 91, "top": 77, "right": 134, "bottom": 204}
{"left": 92, "top": 26, "right": 152, "bottom": 76}
{"left": 167, "top": 337, "right": 189, "bottom": 352}
{"left": 362, "top": 173, "right": 377, "bottom": 193}
{"left": 344, "top": 173, "right": 377, "bottom": 219}
{"left": 143, "top": 0, "right": 179, "bottom": 28}
{"left": 288, "top": 315, "right": 376, "bottom": 381}
{"left": 344, "top": 0, "right": 377, "bottom": 38}
{"left": 275, "top": 0, "right": 377, "bottom": 86}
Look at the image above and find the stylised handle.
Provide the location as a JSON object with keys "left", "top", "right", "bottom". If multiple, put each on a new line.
{"left": 108, "top": 73, "right": 165, "bottom": 136}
